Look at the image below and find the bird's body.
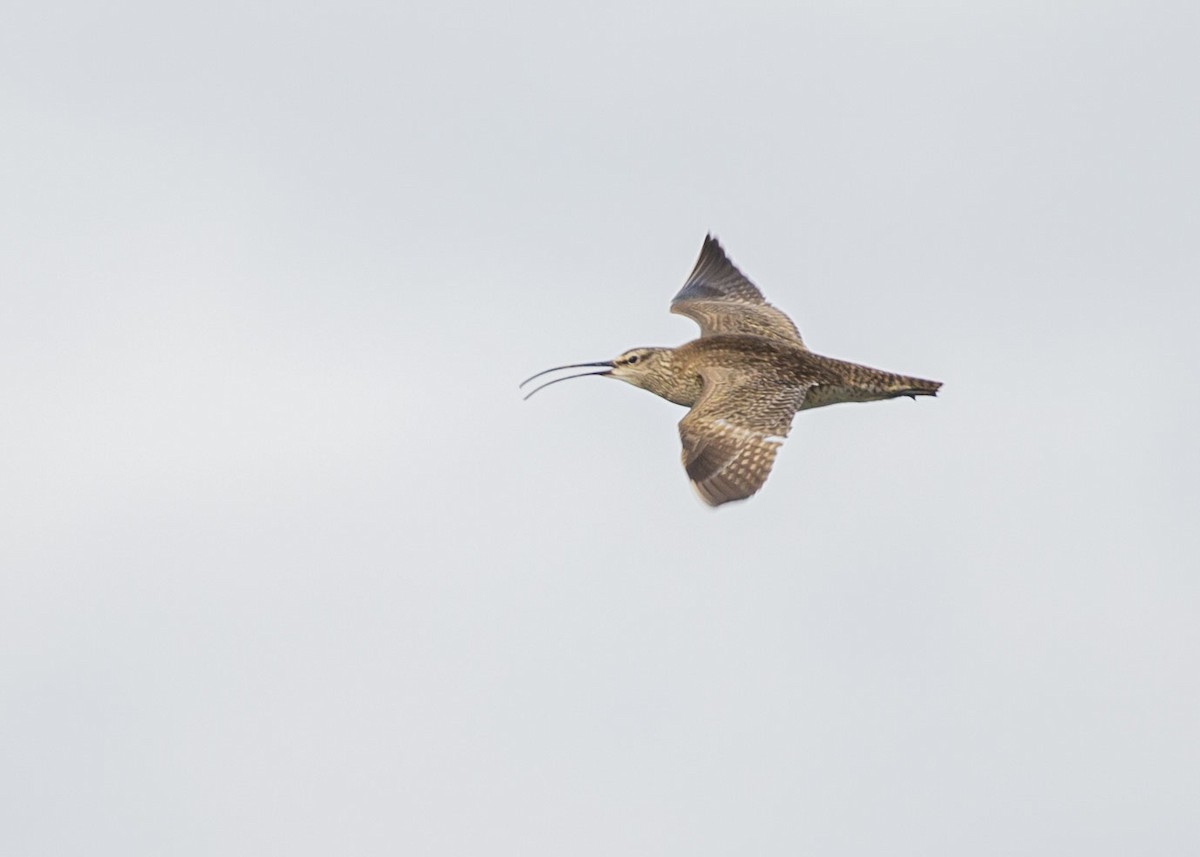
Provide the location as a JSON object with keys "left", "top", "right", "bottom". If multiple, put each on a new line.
{"left": 522, "top": 235, "right": 941, "bottom": 506}
{"left": 612, "top": 334, "right": 939, "bottom": 411}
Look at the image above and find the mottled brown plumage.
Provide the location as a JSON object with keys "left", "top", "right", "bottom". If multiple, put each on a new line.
{"left": 521, "top": 235, "right": 942, "bottom": 506}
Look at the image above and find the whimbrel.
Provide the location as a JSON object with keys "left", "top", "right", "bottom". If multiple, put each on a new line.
{"left": 521, "top": 235, "right": 941, "bottom": 506}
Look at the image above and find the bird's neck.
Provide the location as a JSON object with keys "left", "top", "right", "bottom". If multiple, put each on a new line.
{"left": 642, "top": 349, "right": 703, "bottom": 407}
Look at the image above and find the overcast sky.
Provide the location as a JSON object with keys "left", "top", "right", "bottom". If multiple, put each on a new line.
{"left": 2, "top": 1, "right": 1198, "bottom": 854}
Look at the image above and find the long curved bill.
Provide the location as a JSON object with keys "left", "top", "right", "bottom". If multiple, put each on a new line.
{"left": 519, "top": 361, "right": 613, "bottom": 400}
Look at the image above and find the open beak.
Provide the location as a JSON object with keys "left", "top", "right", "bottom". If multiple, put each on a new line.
{"left": 519, "top": 361, "right": 614, "bottom": 400}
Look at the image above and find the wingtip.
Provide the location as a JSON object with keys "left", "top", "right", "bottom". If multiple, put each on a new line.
{"left": 697, "top": 233, "right": 730, "bottom": 269}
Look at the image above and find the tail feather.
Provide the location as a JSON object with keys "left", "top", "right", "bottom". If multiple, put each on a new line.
{"left": 798, "top": 358, "right": 943, "bottom": 411}
{"left": 889, "top": 376, "right": 941, "bottom": 399}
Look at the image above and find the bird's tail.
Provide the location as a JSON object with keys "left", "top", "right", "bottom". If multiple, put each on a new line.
{"left": 883, "top": 374, "right": 942, "bottom": 399}
{"left": 798, "top": 356, "right": 943, "bottom": 410}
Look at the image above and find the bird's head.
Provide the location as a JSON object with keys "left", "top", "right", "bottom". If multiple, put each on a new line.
{"left": 607, "top": 347, "right": 675, "bottom": 391}
{"left": 520, "top": 347, "right": 675, "bottom": 399}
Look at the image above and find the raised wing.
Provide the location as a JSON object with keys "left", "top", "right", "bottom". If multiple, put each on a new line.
{"left": 679, "top": 366, "right": 809, "bottom": 506}
{"left": 671, "top": 235, "right": 806, "bottom": 346}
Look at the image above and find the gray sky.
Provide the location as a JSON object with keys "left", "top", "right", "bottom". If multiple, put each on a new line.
{"left": 2, "top": 1, "right": 1198, "bottom": 854}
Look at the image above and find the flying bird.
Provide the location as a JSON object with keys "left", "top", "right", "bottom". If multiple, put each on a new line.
{"left": 521, "top": 235, "right": 941, "bottom": 506}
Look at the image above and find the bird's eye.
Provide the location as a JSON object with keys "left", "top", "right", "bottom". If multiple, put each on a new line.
{"left": 627, "top": 354, "right": 640, "bottom": 364}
